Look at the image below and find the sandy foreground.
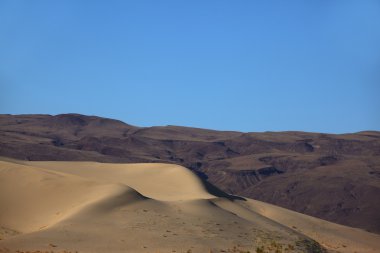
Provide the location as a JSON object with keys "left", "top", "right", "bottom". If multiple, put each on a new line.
{"left": 0, "top": 159, "right": 379, "bottom": 253}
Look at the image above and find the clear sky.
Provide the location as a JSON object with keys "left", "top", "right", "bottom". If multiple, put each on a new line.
{"left": 1, "top": 1, "right": 379, "bottom": 133}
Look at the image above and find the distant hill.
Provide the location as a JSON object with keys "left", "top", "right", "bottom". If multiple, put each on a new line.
{"left": 1, "top": 113, "right": 380, "bottom": 233}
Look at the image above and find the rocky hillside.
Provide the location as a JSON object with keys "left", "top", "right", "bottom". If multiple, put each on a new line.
{"left": 1, "top": 113, "right": 380, "bottom": 233}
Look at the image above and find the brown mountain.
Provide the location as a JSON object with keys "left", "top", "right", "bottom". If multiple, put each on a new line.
{"left": 1, "top": 113, "right": 380, "bottom": 234}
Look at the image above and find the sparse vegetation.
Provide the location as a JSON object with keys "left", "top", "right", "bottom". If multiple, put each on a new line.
{"left": 296, "top": 239, "right": 326, "bottom": 253}
{"left": 0, "top": 242, "right": 328, "bottom": 253}
{"left": 256, "top": 246, "right": 264, "bottom": 253}
{"left": 0, "top": 250, "right": 78, "bottom": 253}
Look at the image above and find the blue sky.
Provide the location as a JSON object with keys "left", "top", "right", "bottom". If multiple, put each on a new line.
{"left": 1, "top": 1, "right": 379, "bottom": 133}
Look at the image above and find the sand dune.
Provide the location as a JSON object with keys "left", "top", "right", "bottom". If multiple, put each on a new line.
{"left": 240, "top": 199, "right": 380, "bottom": 253}
{"left": 26, "top": 161, "right": 215, "bottom": 201}
{"left": 0, "top": 159, "right": 379, "bottom": 253}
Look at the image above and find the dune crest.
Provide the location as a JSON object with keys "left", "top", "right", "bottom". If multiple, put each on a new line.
{"left": 26, "top": 161, "right": 215, "bottom": 201}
